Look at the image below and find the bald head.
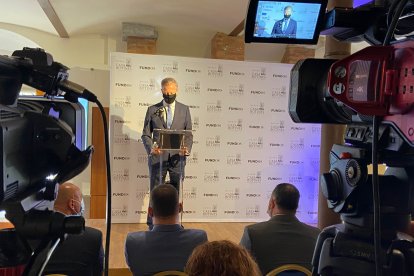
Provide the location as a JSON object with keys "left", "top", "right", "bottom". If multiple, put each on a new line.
{"left": 54, "top": 182, "right": 83, "bottom": 215}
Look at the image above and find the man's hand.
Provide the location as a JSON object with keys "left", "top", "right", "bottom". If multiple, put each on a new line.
{"left": 151, "top": 146, "right": 162, "bottom": 155}
{"left": 179, "top": 146, "right": 190, "bottom": 156}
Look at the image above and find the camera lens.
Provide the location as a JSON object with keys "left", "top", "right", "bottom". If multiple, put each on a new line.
{"left": 289, "top": 58, "right": 356, "bottom": 124}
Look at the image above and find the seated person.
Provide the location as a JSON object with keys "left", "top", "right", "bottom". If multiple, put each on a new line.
{"left": 240, "top": 183, "right": 320, "bottom": 274}
{"left": 44, "top": 182, "right": 104, "bottom": 276}
{"left": 185, "top": 240, "right": 261, "bottom": 276}
{"left": 125, "top": 184, "right": 207, "bottom": 275}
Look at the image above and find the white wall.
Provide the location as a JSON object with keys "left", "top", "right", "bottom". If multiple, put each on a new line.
{"left": 0, "top": 23, "right": 286, "bottom": 67}
{"left": 0, "top": 23, "right": 117, "bottom": 69}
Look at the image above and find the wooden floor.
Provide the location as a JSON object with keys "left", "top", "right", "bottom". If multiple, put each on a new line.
{"left": 87, "top": 219, "right": 254, "bottom": 275}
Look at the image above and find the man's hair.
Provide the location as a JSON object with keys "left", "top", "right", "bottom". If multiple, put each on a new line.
{"left": 284, "top": 5, "right": 292, "bottom": 11}
{"left": 161, "top": 77, "right": 178, "bottom": 87}
{"left": 272, "top": 183, "right": 300, "bottom": 212}
{"left": 185, "top": 240, "right": 261, "bottom": 276}
{"left": 151, "top": 184, "right": 179, "bottom": 217}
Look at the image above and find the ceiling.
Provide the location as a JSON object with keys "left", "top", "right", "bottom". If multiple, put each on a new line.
{"left": 0, "top": 0, "right": 249, "bottom": 38}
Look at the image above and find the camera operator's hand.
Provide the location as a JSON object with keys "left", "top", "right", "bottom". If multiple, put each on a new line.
{"left": 179, "top": 146, "right": 190, "bottom": 156}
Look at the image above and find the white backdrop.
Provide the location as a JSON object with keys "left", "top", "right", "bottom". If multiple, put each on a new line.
{"left": 109, "top": 52, "right": 321, "bottom": 224}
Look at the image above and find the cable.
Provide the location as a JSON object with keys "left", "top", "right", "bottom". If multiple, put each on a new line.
{"left": 371, "top": 1, "right": 409, "bottom": 275}
{"left": 96, "top": 99, "right": 112, "bottom": 276}
{"left": 59, "top": 81, "right": 112, "bottom": 276}
{"left": 23, "top": 237, "right": 52, "bottom": 276}
{"left": 38, "top": 237, "right": 61, "bottom": 275}
{"left": 386, "top": 0, "right": 400, "bottom": 27}
{"left": 180, "top": 154, "right": 184, "bottom": 226}
{"left": 372, "top": 115, "right": 382, "bottom": 276}
{"left": 383, "top": 0, "right": 409, "bottom": 45}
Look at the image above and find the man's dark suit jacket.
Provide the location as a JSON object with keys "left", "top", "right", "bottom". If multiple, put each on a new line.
{"left": 141, "top": 101, "right": 193, "bottom": 166}
{"left": 240, "top": 214, "right": 320, "bottom": 274}
{"left": 125, "top": 224, "right": 207, "bottom": 276}
{"left": 44, "top": 226, "right": 104, "bottom": 276}
{"left": 271, "top": 18, "right": 297, "bottom": 38}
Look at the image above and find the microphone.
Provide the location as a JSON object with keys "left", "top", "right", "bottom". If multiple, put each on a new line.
{"left": 153, "top": 107, "right": 165, "bottom": 116}
{"left": 58, "top": 79, "right": 97, "bottom": 103}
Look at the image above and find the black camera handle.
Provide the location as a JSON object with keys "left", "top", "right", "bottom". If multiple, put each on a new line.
{"left": 312, "top": 223, "right": 414, "bottom": 276}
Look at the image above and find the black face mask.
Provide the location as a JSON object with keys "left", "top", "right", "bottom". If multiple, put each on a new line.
{"left": 163, "top": 94, "right": 176, "bottom": 104}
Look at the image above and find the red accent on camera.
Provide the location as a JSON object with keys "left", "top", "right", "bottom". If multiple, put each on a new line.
{"left": 328, "top": 40, "right": 414, "bottom": 145}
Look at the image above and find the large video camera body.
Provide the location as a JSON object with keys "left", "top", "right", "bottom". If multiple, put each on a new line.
{"left": 289, "top": 30, "right": 414, "bottom": 276}
{"left": 0, "top": 48, "right": 93, "bottom": 274}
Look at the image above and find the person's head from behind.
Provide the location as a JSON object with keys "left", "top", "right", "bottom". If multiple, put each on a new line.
{"left": 267, "top": 183, "right": 300, "bottom": 217}
{"left": 148, "top": 184, "right": 181, "bottom": 224}
{"left": 161, "top": 77, "right": 178, "bottom": 104}
{"left": 185, "top": 240, "right": 261, "bottom": 276}
{"left": 284, "top": 5, "right": 293, "bottom": 19}
{"left": 54, "top": 182, "right": 84, "bottom": 216}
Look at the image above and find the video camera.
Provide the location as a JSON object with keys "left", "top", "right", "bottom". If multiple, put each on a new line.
{"left": 245, "top": 0, "right": 414, "bottom": 275}
{"left": 290, "top": 43, "right": 414, "bottom": 274}
{"left": 0, "top": 48, "right": 95, "bottom": 275}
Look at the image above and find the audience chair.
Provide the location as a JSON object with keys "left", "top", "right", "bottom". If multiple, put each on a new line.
{"left": 152, "top": 271, "right": 188, "bottom": 276}
{"left": 266, "top": 264, "right": 312, "bottom": 276}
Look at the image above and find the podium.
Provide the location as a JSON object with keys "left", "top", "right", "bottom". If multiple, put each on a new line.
{"left": 153, "top": 128, "right": 192, "bottom": 195}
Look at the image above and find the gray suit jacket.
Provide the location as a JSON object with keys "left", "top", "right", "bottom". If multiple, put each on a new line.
{"left": 141, "top": 101, "right": 193, "bottom": 166}
{"left": 240, "top": 215, "right": 320, "bottom": 274}
{"left": 125, "top": 224, "right": 207, "bottom": 276}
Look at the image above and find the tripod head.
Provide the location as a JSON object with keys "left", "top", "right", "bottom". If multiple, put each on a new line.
{"left": 312, "top": 123, "right": 414, "bottom": 275}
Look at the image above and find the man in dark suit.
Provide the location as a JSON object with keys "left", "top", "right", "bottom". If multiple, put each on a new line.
{"left": 142, "top": 77, "right": 193, "bottom": 228}
{"left": 44, "top": 182, "right": 104, "bottom": 276}
{"left": 240, "top": 183, "right": 320, "bottom": 274}
{"left": 271, "top": 6, "right": 297, "bottom": 38}
{"left": 125, "top": 184, "right": 207, "bottom": 276}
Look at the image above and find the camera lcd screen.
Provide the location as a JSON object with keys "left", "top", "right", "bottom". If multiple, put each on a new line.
{"left": 245, "top": 0, "right": 328, "bottom": 44}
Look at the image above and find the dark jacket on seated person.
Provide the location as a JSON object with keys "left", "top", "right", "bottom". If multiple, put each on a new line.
{"left": 44, "top": 226, "right": 104, "bottom": 276}
{"left": 43, "top": 182, "right": 104, "bottom": 276}
{"left": 125, "top": 224, "right": 207, "bottom": 276}
{"left": 125, "top": 184, "right": 207, "bottom": 276}
{"left": 240, "top": 214, "right": 319, "bottom": 274}
{"left": 240, "top": 183, "right": 320, "bottom": 274}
